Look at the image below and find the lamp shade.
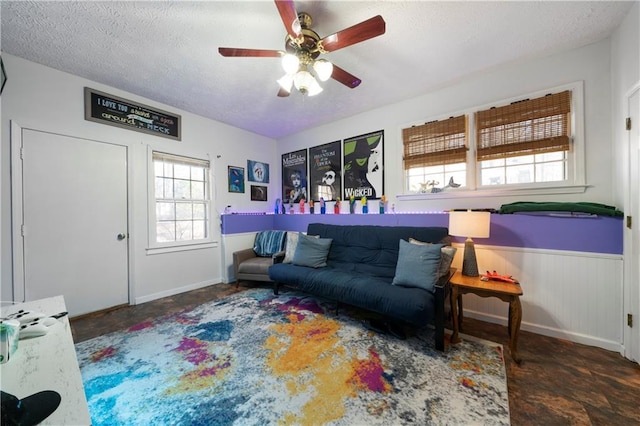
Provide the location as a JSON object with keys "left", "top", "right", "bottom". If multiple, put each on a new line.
{"left": 281, "top": 54, "right": 300, "bottom": 75}
{"left": 313, "top": 59, "right": 333, "bottom": 82}
{"left": 277, "top": 74, "right": 294, "bottom": 93}
{"left": 448, "top": 211, "right": 491, "bottom": 238}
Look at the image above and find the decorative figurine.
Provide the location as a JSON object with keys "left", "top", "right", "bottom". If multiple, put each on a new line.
{"left": 289, "top": 190, "right": 295, "bottom": 214}
{"left": 299, "top": 198, "right": 305, "bottom": 214}
{"left": 379, "top": 195, "right": 387, "bottom": 214}
{"left": 274, "top": 198, "right": 281, "bottom": 215}
{"left": 334, "top": 198, "right": 341, "bottom": 214}
{"left": 349, "top": 195, "right": 356, "bottom": 214}
{"left": 361, "top": 196, "right": 368, "bottom": 214}
{"left": 320, "top": 198, "right": 326, "bottom": 215}
{"left": 309, "top": 199, "right": 314, "bottom": 214}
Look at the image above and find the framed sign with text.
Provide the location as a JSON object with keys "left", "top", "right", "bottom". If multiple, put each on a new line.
{"left": 343, "top": 130, "right": 384, "bottom": 200}
{"left": 84, "top": 87, "right": 181, "bottom": 141}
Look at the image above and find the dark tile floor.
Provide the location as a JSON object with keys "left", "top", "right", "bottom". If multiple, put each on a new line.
{"left": 71, "top": 282, "right": 640, "bottom": 425}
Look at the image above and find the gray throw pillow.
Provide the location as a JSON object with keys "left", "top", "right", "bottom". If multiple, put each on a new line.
{"left": 392, "top": 239, "right": 443, "bottom": 291}
{"left": 409, "top": 238, "right": 457, "bottom": 279}
{"left": 292, "top": 233, "right": 333, "bottom": 268}
{"left": 283, "top": 232, "right": 319, "bottom": 263}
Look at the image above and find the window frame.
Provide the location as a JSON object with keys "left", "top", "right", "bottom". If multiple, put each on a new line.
{"left": 400, "top": 81, "right": 586, "bottom": 200}
{"left": 146, "top": 148, "right": 216, "bottom": 254}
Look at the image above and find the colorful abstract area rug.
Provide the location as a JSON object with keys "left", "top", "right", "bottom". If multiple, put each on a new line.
{"left": 76, "top": 288, "right": 510, "bottom": 425}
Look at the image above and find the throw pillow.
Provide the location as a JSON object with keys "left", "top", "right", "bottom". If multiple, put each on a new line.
{"left": 409, "top": 238, "right": 457, "bottom": 279}
{"left": 283, "top": 232, "right": 319, "bottom": 263}
{"left": 292, "top": 233, "right": 333, "bottom": 268}
{"left": 392, "top": 239, "right": 443, "bottom": 291}
{"left": 253, "top": 230, "right": 286, "bottom": 257}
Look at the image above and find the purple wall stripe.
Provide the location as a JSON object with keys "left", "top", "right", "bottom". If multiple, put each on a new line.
{"left": 221, "top": 212, "right": 623, "bottom": 255}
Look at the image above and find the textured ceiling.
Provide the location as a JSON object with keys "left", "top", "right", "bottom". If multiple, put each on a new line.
{"left": 0, "top": 1, "right": 634, "bottom": 139}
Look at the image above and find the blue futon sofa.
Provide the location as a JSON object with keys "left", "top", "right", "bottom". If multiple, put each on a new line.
{"left": 268, "top": 223, "right": 453, "bottom": 351}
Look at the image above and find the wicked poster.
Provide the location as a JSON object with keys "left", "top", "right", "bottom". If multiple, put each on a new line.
{"left": 308, "top": 141, "right": 341, "bottom": 202}
{"left": 281, "top": 149, "right": 308, "bottom": 203}
{"left": 343, "top": 130, "right": 384, "bottom": 200}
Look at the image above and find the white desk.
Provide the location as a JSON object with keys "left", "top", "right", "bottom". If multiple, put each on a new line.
{"left": 0, "top": 296, "right": 91, "bottom": 425}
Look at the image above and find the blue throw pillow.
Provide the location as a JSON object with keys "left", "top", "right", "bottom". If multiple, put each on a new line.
{"left": 392, "top": 239, "right": 443, "bottom": 291}
{"left": 292, "top": 233, "right": 333, "bottom": 268}
{"left": 253, "top": 230, "right": 286, "bottom": 257}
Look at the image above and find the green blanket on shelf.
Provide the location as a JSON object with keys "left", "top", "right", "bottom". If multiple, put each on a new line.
{"left": 498, "top": 201, "right": 623, "bottom": 217}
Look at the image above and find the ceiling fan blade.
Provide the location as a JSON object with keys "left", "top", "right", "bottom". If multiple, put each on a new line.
{"left": 277, "top": 87, "right": 291, "bottom": 97}
{"left": 331, "top": 65, "right": 362, "bottom": 89}
{"left": 320, "top": 15, "right": 386, "bottom": 53}
{"left": 218, "top": 48, "right": 282, "bottom": 58}
{"left": 274, "top": 0, "right": 301, "bottom": 39}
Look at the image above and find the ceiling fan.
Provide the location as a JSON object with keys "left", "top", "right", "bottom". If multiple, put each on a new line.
{"left": 218, "top": 0, "right": 386, "bottom": 97}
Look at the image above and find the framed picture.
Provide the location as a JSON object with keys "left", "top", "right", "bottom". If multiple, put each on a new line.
{"left": 343, "top": 130, "right": 384, "bottom": 200}
{"left": 281, "top": 149, "right": 308, "bottom": 203}
{"left": 250, "top": 185, "right": 268, "bottom": 201}
{"left": 309, "top": 140, "right": 342, "bottom": 201}
{"left": 228, "top": 166, "right": 245, "bottom": 193}
{"left": 247, "top": 160, "right": 269, "bottom": 183}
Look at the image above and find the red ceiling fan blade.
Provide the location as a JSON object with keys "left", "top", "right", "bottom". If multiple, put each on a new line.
{"left": 331, "top": 64, "right": 362, "bottom": 89}
{"left": 320, "top": 15, "right": 386, "bottom": 53}
{"left": 274, "top": 0, "right": 301, "bottom": 39}
{"left": 277, "top": 87, "right": 291, "bottom": 97}
{"left": 218, "top": 48, "right": 282, "bottom": 58}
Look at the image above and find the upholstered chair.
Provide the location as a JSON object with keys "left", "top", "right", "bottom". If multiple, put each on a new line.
{"left": 233, "top": 230, "right": 287, "bottom": 287}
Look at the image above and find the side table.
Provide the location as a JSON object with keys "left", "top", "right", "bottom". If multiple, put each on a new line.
{"left": 450, "top": 270, "right": 523, "bottom": 364}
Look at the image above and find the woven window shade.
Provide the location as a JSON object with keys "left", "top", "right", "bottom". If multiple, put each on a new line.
{"left": 476, "top": 90, "right": 571, "bottom": 162}
{"left": 403, "top": 115, "right": 468, "bottom": 169}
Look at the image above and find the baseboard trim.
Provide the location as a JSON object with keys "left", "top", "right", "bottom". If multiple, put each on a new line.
{"left": 464, "top": 310, "right": 622, "bottom": 353}
{"left": 134, "top": 278, "right": 221, "bottom": 305}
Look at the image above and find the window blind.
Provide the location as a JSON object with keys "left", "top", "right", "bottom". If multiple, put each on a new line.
{"left": 476, "top": 90, "right": 571, "bottom": 162}
{"left": 402, "top": 115, "right": 468, "bottom": 168}
{"left": 152, "top": 151, "right": 210, "bottom": 168}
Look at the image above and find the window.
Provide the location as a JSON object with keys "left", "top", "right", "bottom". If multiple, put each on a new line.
{"left": 476, "top": 90, "right": 571, "bottom": 187}
{"left": 151, "top": 152, "right": 210, "bottom": 246}
{"left": 403, "top": 115, "right": 468, "bottom": 192}
{"left": 403, "top": 86, "right": 582, "bottom": 195}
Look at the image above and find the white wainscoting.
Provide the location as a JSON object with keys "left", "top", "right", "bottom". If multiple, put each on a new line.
{"left": 455, "top": 244, "right": 624, "bottom": 352}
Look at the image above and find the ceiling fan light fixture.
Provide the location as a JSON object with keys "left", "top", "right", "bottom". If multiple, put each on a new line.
{"left": 281, "top": 54, "right": 300, "bottom": 74}
{"left": 313, "top": 59, "right": 333, "bottom": 82}
{"left": 293, "top": 69, "right": 315, "bottom": 93}
{"left": 307, "top": 78, "right": 323, "bottom": 96}
{"left": 277, "top": 74, "right": 294, "bottom": 93}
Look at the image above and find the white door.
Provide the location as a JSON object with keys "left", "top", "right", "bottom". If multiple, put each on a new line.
{"left": 625, "top": 87, "right": 640, "bottom": 362}
{"left": 18, "top": 128, "right": 129, "bottom": 317}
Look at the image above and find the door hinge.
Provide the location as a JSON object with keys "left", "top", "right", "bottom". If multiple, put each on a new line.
{"left": 20, "top": 147, "right": 24, "bottom": 160}
{"left": 21, "top": 224, "right": 25, "bottom": 237}
{"left": 628, "top": 313, "right": 633, "bottom": 328}
{"left": 626, "top": 117, "right": 632, "bottom": 131}
{"left": 627, "top": 216, "right": 633, "bottom": 229}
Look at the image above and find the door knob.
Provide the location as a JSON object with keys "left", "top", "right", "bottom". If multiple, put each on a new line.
{"left": 117, "top": 233, "right": 127, "bottom": 241}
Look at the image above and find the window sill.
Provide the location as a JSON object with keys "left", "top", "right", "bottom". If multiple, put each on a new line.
{"left": 397, "top": 184, "right": 590, "bottom": 201}
{"left": 146, "top": 241, "right": 218, "bottom": 255}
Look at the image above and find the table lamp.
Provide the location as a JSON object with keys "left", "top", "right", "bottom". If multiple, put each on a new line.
{"left": 448, "top": 210, "right": 491, "bottom": 276}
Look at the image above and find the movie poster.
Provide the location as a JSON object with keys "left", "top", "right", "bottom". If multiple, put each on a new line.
{"left": 343, "top": 130, "right": 384, "bottom": 200}
{"left": 308, "top": 141, "right": 341, "bottom": 202}
{"left": 281, "top": 149, "right": 308, "bottom": 203}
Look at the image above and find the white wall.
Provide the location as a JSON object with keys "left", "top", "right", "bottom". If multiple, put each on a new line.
{"left": 0, "top": 54, "right": 278, "bottom": 304}
{"left": 277, "top": 39, "right": 616, "bottom": 212}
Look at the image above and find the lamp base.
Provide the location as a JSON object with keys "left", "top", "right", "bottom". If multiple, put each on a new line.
{"left": 461, "top": 238, "right": 480, "bottom": 277}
